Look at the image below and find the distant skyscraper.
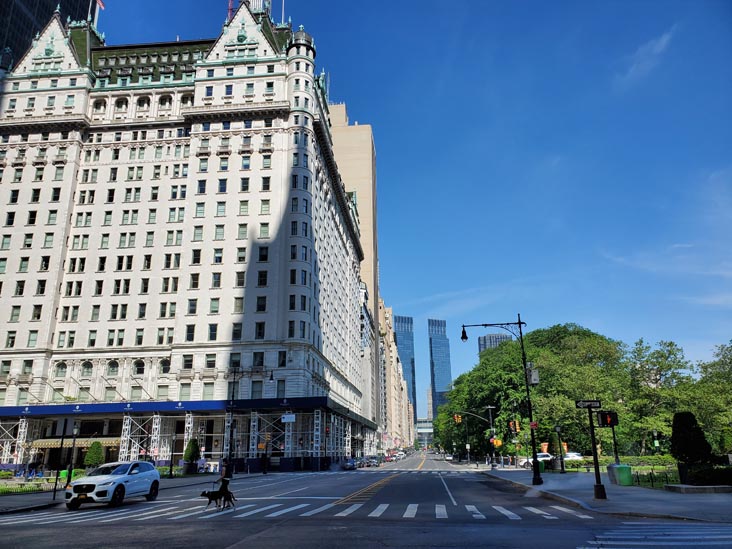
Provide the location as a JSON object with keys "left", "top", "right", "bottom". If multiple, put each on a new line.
{"left": 428, "top": 319, "right": 453, "bottom": 420}
{"left": 394, "top": 315, "right": 416, "bottom": 422}
{"left": 478, "top": 333, "right": 512, "bottom": 353}
{"left": 0, "top": 0, "right": 99, "bottom": 72}
{"left": 426, "top": 388, "right": 433, "bottom": 421}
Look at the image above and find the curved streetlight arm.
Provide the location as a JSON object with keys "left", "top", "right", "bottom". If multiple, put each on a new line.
{"left": 454, "top": 411, "right": 492, "bottom": 426}
{"left": 461, "top": 313, "right": 543, "bottom": 486}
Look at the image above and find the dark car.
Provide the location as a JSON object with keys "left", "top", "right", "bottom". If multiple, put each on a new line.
{"left": 341, "top": 458, "right": 357, "bottom": 470}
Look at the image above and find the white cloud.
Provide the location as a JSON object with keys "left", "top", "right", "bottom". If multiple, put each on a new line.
{"left": 682, "top": 293, "right": 732, "bottom": 308}
{"left": 614, "top": 25, "right": 677, "bottom": 90}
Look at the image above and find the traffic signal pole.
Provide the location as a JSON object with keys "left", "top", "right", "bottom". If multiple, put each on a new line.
{"left": 587, "top": 407, "right": 607, "bottom": 500}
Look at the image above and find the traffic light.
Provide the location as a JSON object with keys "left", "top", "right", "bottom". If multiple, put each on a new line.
{"left": 515, "top": 420, "right": 521, "bottom": 432}
{"left": 453, "top": 414, "right": 459, "bottom": 424}
{"left": 325, "top": 426, "right": 330, "bottom": 435}
{"left": 457, "top": 415, "right": 462, "bottom": 424}
{"left": 597, "top": 411, "right": 618, "bottom": 427}
{"left": 453, "top": 414, "right": 462, "bottom": 424}
{"left": 508, "top": 421, "right": 516, "bottom": 434}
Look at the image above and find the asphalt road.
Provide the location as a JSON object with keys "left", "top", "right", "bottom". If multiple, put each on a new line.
{"left": 3, "top": 453, "right": 731, "bottom": 548}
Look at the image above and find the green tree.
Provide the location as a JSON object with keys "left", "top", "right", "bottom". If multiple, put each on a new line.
{"left": 84, "top": 441, "right": 105, "bottom": 468}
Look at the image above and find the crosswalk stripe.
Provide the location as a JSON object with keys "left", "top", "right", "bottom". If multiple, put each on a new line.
{"left": 235, "top": 504, "right": 282, "bottom": 518}
{"left": 334, "top": 504, "right": 362, "bottom": 517}
{"left": 0, "top": 511, "right": 57, "bottom": 523}
{"left": 435, "top": 504, "right": 447, "bottom": 519}
{"left": 199, "top": 506, "right": 247, "bottom": 520}
{"left": 66, "top": 509, "right": 137, "bottom": 524}
{"left": 368, "top": 504, "right": 389, "bottom": 517}
{"left": 465, "top": 505, "right": 485, "bottom": 519}
{"left": 100, "top": 506, "right": 179, "bottom": 523}
{"left": 300, "top": 503, "right": 336, "bottom": 517}
{"left": 550, "top": 505, "right": 593, "bottom": 519}
{"left": 493, "top": 506, "right": 521, "bottom": 520}
{"left": 266, "top": 504, "right": 310, "bottom": 517}
{"left": 37, "top": 509, "right": 116, "bottom": 525}
{"left": 168, "top": 506, "right": 210, "bottom": 520}
{"left": 524, "top": 506, "right": 558, "bottom": 519}
{"left": 403, "top": 504, "right": 418, "bottom": 518}
{"left": 134, "top": 507, "right": 189, "bottom": 521}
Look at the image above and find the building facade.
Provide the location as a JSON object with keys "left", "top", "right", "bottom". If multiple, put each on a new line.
{"left": 478, "top": 333, "right": 512, "bottom": 354}
{"left": 0, "top": 1, "right": 376, "bottom": 472}
{"left": 393, "top": 315, "right": 416, "bottom": 423}
{"left": 428, "top": 319, "right": 452, "bottom": 420}
{"left": 329, "top": 103, "right": 380, "bottom": 429}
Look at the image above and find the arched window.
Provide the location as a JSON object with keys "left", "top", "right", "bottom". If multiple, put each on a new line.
{"left": 159, "top": 359, "right": 171, "bottom": 374}
{"left": 115, "top": 98, "right": 128, "bottom": 111}
{"left": 181, "top": 94, "right": 194, "bottom": 107}
{"left": 54, "top": 362, "right": 67, "bottom": 378}
{"left": 137, "top": 96, "right": 150, "bottom": 110}
{"left": 134, "top": 360, "right": 145, "bottom": 375}
{"left": 107, "top": 360, "right": 119, "bottom": 377}
{"left": 159, "top": 95, "right": 172, "bottom": 109}
{"left": 81, "top": 361, "right": 93, "bottom": 376}
{"left": 93, "top": 99, "right": 106, "bottom": 113}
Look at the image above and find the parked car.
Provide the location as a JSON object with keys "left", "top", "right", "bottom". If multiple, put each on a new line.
{"left": 65, "top": 461, "right": 160, "bottom": 510}
{"left": 564, "top": 452, "right": 584, "bottom": 461}
{"left": 354, "top": 457, "right": 366, "bottom": 468}
{"left": 366, "top": 456, "right": 380, "bottom": 467}
{"left": 518, "top": 452, "right": 553, "bottom": 469}
{"left": 341, "top": 458, "right": 357, "bottom": 471}
{"left": 444, "top": 454, "right": 454, "bottom": 461}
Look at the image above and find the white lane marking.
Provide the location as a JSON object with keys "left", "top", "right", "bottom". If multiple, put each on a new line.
{"left": 403, "top": 504, "right": 418, "bottom": 518}
{"left": 0, "top": 511, "right": 58, "bottom": 524}
{"left": 435, "top": 504, "right": 447, "bottom": 519}
{"left": 199, "top": 507, "right": 242, "bottom": 519}
{"left": 134, "top": 507, "right": 192, "bottom": 521}
{"left": 334, "top": 504, "right": 362, "bottom": 517}
{"left": 438, "top": 474, "right": 458, "bottom": 506}
{"left": 466, "top": 505, "right": 485, "bottom": 519}
{"left": 65, "top": 509, "right": 137, "bottom": 524}
{"left": 493, "top": 506, "right": 521, "bottom": 520}
{"left": 234, "top": 504, "right": 283, "bottom": 518}
{"left": 99, "top": 506, "right": 180, "bottom": 523}
{"left": 168, "top": 506, "right": 210, "bottom": 520}
{"left": 368, "top": 504, "right": 389, "bottom": 517}
{"left": 299, "top": 503, "right": 335, "bottom": 517}
{"left": 271, "top": 487, "right": 309, "bottom": 498}
{"left": 265, "top": 504, "right": 310, "bottom": 517}
{"left": 524, "top": 506, "right": 558, "bottom": 519}
{"left": 550, "top": 505, "right": 593, "bottom": 519}
{"left": 36, "top": 509, "right": 117, "bottom": 525}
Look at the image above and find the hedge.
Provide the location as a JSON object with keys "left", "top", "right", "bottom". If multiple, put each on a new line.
{"left": 687, "top": 467, "right": 732, "bottom": 486}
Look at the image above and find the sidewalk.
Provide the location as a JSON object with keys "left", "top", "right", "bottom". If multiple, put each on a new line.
{"left": 0, "top": 472, "right": 230, "bottom": 515}
{"left": 482, "top": 466, "right": 732, "bottom": 523}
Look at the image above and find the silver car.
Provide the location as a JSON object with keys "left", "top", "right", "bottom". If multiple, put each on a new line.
{"left": 65, "top": 461, "right": 160, "bottom": 510}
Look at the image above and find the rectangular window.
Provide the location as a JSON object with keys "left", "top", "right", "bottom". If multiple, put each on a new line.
{"left": 251, "top": 380, "right": 263, "bottom": 400}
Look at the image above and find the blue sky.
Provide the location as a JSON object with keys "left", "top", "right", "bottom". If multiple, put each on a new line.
{"left": 96, "top": 1, "right": 732, "bottom": 417}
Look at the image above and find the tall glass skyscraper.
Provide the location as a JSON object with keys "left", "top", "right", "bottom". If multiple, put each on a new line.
{"left": 478, "top": 333, "right": 512, "bottom": 353}
{"left": 394, "top": 315, "right": 417, "bottom": 422}
{"left": 428, "top": 319, "right": 453, "bottom": 420}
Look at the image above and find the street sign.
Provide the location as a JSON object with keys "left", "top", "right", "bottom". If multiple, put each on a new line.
{"left": 575, "top": 400, "right": 601, "bottom": 409}
{"left": 466, "top": 444, "right": 471, "bottom": 450}
{"left": 530, "top": 421, "right": 538, "bottom": 429}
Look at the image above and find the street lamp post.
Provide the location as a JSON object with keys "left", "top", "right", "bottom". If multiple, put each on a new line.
{"left": 485, "top": 405, "right": 496, "bottom": 468}
{"left": 66, "top": 423, "right": 79, "bottom": 487}
{"left": 169, "top": 433, "right": 177, "bottom": 479}
{"left": 461, "top": 314, "right": 543, "bottom": 485}
{"left": 554, "top": 425, "right": 566, "bottom": 474}
{"left": 227, "top": 366, "right": 242, "bottom": 467}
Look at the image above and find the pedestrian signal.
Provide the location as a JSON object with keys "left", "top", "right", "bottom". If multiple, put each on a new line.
{"left": 596, "top": 411, "right": 618, "bottom": 427}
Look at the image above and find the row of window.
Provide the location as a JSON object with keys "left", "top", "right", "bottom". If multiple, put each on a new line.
{"left": 8, "top": 78, "right": 78, "bottom": 92}
{"left": 6, "top": 94, "right": 77, "bottom": 111}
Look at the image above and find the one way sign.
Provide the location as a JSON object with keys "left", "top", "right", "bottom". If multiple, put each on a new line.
{"left": 575, "top": 400, "right": 601, "bottom": 409}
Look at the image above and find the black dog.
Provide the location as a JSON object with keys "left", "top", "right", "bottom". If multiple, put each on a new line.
{"left": 200, "top": 489, "right": 237, "bottom": 510}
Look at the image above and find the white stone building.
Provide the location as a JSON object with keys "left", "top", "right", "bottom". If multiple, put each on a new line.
{"left": 0, "top": 2, "right": 374, "bottom": 471}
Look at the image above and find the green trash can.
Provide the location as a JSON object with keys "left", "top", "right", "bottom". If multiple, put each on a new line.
{"left": 616, "top": 464, "right": 633, "bottom": 486}
{"left": 58, "top": 470, "right": 67, "bottom": 481}
{"left": 538, "top": 460, "right": 545, "bottom": 473}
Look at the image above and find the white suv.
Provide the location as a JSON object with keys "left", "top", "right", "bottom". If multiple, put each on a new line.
{"left": 518, "top": 452, "right": 553, "bottom": 469}
{"left": 65, "top": 461, "right": 160, "bottom": 510}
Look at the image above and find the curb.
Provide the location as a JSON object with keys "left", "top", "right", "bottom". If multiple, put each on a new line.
{"left": 482, "top": 471, "right": 718, "bottom": 523}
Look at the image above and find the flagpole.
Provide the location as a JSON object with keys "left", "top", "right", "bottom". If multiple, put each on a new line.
{"left": 87, "top": 0, "right": 93, "bottom": 21}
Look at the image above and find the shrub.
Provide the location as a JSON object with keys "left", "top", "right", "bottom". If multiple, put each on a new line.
{"left": 183, "top": 438, "right": 201, "bottom": 463}
{"left": 84, "top": 441, "right": 105, "bottom": 468}
{"left": 0, "top": 470, "right": 13, "bottom": 479}
{"left": 687, "top": 467, "right": 732, "bottom": 486}
{"left": 671, "top": 412, "right": 712, "bottom": 465}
